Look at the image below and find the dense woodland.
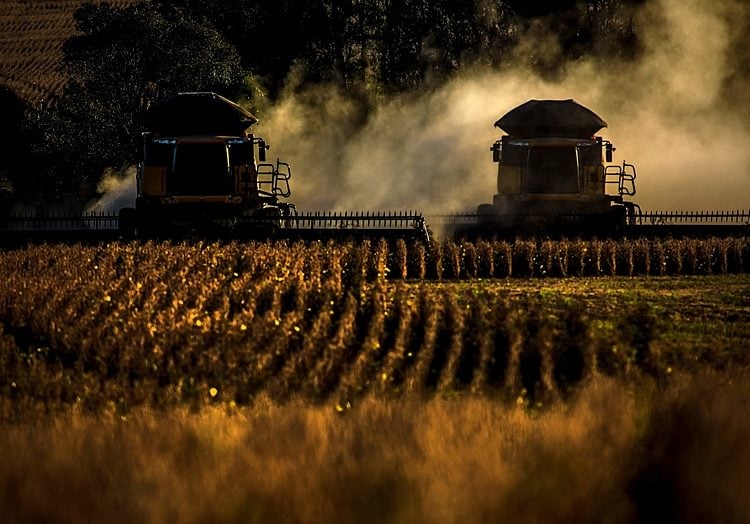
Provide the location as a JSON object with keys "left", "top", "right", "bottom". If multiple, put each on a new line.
{"left": 0, "top": 0, "right": 694, "bottom": 207}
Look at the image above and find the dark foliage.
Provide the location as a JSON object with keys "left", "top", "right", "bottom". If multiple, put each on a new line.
{"left": 165, "top": 0, "right": 643, "bottom": 93}
{"left": 23, "top": 2, "right": 244, "bottom": 207}
{"left": 0, "top": 88, "right": 27, "bottom": 207}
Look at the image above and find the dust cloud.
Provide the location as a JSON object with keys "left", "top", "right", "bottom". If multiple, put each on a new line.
{"left": 257, "top": 0, "right": 749, "bottom": 214}
{"left": 86, "top": 166, "right": 136, "bottom": 213}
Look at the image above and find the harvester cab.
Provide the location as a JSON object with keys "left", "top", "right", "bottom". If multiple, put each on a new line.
{"left": 480, "top": 99, "right": 639, "bottom": 233}
{"left": 119, "top": 92, "right": 295, "bottom": 238}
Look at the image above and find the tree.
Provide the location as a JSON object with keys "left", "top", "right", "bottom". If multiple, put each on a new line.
{"left": 504, "top": 0, "right": 644, "bottom": 77}
{"left": 0, "top": 87, "right": 27, "bottom": 209}
{"left": 17, "top": 0, "right": 648, "bottom": 206}
{"left": 161, "top": 0, "right": 340, "bottom": 93}
{"left": 157, "top": 0, "right": 642, "bottom": 93}
{"left": 26, "top": 2, "right": 244, "bottom": 207}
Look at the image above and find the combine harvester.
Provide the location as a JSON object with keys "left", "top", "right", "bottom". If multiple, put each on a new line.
{"left": 444, "top": 99, "right": 748, "bottom": 239}
{"left": 118, "top": 92, "right": 428, "bottom": 242}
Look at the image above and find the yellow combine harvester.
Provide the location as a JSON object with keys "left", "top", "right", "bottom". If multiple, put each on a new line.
{"left": 450, "top": 99, "right": 641, "bottom": 238}
{"left": 118, "top": 92, "right": 427, "bottom": 241}
{"left": 118, "top": 92, "right": 294, "bottom": 238}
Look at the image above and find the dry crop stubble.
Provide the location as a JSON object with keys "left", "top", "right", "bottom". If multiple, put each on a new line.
{"left": 0, "top": 241, "right": 749, "bottom": 520}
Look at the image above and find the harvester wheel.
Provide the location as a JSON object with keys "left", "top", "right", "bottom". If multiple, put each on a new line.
{"left": 118, "top": 207, "right": 137, "bottom": 239}
{"left": 477, "top": 203, "right": 495, "bottom": 215}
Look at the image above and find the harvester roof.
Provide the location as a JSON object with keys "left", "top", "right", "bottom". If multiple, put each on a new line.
{"left": 142, "top": 92, "right": 257, "bottom": 136}
{"left": 495, "top": 99, "right": 607, "bottom": 138}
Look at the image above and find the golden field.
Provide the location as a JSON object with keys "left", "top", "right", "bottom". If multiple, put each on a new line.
{"left": 0, "top": 239, "right": 749, "bottom": 522}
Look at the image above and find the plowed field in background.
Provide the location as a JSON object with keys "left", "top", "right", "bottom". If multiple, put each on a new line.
{"left": 0, "top": 0, "right": 135, "bottom": 101}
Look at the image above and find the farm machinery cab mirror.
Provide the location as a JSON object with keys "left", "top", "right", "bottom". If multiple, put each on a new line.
{"left": 597, "top": 137, "right": 616, "bottom": 163}
{"left": 491, "top": 141, "right": 502, "bottom": 163}
{"left": 255, "top": 137, "right": 269, "bottom": 162}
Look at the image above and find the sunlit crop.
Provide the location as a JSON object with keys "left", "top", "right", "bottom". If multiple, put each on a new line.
{"left": 0, "top": 238, "right": 748, "bottom": 418}
{"left": 0, "top": 239, "right": 749, "bottom": 521}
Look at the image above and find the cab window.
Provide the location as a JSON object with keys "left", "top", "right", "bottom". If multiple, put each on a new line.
{"left": 170, "top": 143, "right": 231, "bottom": 195}
{"left": 524, "top": 147, "right": 580, "bottom": 194}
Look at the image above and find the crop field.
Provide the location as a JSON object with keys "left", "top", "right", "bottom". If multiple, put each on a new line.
{"left": 0, "top": 0, "right": 136, "bottom": 100}
{"left": 1, "top": 238, "right": 749, "bottom": 522}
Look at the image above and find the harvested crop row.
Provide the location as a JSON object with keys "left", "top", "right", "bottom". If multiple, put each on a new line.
{"left": 1, "top": 242, "right": 749, "bottom": 418}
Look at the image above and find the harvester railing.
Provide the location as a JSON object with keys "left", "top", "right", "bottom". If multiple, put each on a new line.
{"left": 605, "top": 162, "right": 637, "bottom": 196}
{"left": 635, "top": 210, "right": 750, "bottom": 225}
{"left": 289, "top": 210, "right": 426, "bottom": 230}
{"left": 1, "top": 211, "right": 119, "bottom": 231}
{"left": 256, "top": 160, "right": 292, "bottom": 197}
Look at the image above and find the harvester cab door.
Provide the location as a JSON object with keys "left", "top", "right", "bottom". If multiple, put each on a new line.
{"left": 140, "top": 137, "right": 174, "bottom": 198}
{"left": 228, "top": 138, "right": 258, "bottom": 197}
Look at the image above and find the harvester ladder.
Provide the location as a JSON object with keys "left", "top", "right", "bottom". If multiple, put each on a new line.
{"left": 257, "top": 160, "right": 292, "bottom": 197}
{"left": 605, "top": 162, "right": 637, "bottom": 197}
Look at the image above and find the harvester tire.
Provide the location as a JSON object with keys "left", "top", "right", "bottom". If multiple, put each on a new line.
{"left": 118, "top": 207, "right": 137, "bottom": 239}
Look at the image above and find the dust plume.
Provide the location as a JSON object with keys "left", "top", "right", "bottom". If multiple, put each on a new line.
{"left": 603, "top": 0, "right": 750, "bottom": 211}
{"left": 258, "top": 0, "right": 749, "bottom": 214}
{"left": 86, "top": 166, "right": 136, "bottom": 213}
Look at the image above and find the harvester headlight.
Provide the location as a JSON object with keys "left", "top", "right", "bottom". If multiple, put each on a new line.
{"left": 226, "top": 138, "right": 247, "bottom": 145}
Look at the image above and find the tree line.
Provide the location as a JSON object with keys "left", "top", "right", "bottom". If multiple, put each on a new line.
{"left": 2, "top": 0, "right": 645, "bottom": 208}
